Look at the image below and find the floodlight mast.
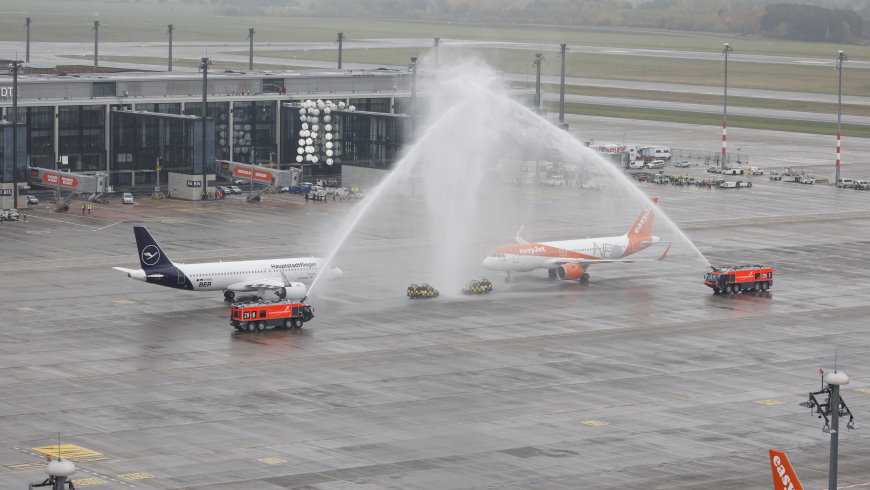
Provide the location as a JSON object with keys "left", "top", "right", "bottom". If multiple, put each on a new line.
{"left": 337, "top": 32, "right": 344, "bottom": 69}
{"left": 533, "top": 53, "right": 543, "bottom": 111}
{"left": 248, "top": 28, "right": 255, "bottom": 71}
{"left": 800, "top": 367, "right": 856, "bottom": 490}
{"left": 167, "top": 24, "right": 174, "bottom": 72}
{"left": 10, "top": 60, "right": 22, "bottom": 211}
{"left": 558, "top": 44, "right": 567, "bottom": 128}
{"left": 25, "top": 18, "right": 31, "bottom": 63}
{"left": 93, "top": 20, "right": 100, "bottom": 68}
{"left": 200, "top": 57, "right": 211, "bottom": 196}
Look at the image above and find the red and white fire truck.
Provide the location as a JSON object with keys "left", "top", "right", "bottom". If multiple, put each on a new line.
{"left": 230, "top": 299, "right": 314, "bottom": 332}
{"left": 704, "top": 265, "right": 774, "bottom": 294}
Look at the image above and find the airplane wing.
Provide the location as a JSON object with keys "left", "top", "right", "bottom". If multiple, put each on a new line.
{"left": 227, "top": 278, "right": 285, "bottom": 292}
{"left": 545, "top": 244, "right": 671, "bottom": 267}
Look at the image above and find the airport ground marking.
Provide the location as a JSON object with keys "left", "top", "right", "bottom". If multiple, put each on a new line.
{"left": 257, "top": 457, "right": 287, "bottom": 464}
{"left": 32, "top": 444, "right": 104, "bottom": 460}
{"left": 16, "top": 306, "right": 34, "bottom": 311}
{"left": 581, "top": 420, "right": 609, "bottom": 426}
{"left": 855, "top": 388, "right": 870, "bottom": 394}
{"left": 72, "top": 477, "right": 106, "bottom": 486}
{"left": 120, "top": 472, "right": 153, "bottom": 480}
{"left": 755, "top": 399, "right": 786, "bottom": 406}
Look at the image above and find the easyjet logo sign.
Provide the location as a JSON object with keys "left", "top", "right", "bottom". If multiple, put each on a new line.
{"left": 771, "top": 455, "right": 797, "bottom": 490}
{"left": 634, "top": 208, "right": 651, "bottom": 234}
{"left": 519, "top": 246, "right": 545, "bottom": 255}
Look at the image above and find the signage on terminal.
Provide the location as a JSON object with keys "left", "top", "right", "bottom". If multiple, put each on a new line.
{"left": 0, "top": 189, "right": 12, "bottom": 196}
{"left": 187, "top": 180, "right": 202, "bottom": 188}
{"left": 42, "top": 173, "right": 79, "bottom": 188}
{"left": 0, "top": 86, "right": 13, "bottom": 99}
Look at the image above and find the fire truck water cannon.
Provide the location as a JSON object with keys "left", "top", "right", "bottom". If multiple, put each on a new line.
{"left": 704, "top": 265, "right": 773, "bottom": 294}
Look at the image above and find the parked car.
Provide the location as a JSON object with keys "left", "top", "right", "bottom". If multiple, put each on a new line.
{"left": 122, "top": 192, "right": 134, "bottom": 204}
{"left": 26, "top": 195, "right": 39, "bottom": 205}
{"left": 674, "top": 160, "right": 690, "bottom": 168}
{"left": 229, "top": 185, "right": 242, "bottom": 194}
{"left": 646, "top": 160, "right": 665, "bottom": 169}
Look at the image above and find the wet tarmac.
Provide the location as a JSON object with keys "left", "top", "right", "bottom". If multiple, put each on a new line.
{"left": 2, "top": 125, "right": 870, "bottom": 489}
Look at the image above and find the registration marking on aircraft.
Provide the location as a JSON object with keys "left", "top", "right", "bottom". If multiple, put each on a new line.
{"left": 755, "top": 399, "right": 786, "bottom": 406}
{"left": 258, "top": 458, "right": 288, "bottom": 464}
{"left": 581, "top": 420, "right": 609, "bottom": 426}
{"left": 112, "top": 299, "right": 136, "bottom": 304}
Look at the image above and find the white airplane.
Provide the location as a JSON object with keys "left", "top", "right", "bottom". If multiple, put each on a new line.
{"left": 482, "top": 198, "right": 670, "bottom": 282}
{"left": 113, "top": 226, "right": 341, "bottom": 301}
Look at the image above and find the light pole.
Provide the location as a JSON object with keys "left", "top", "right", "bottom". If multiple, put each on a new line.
{"left": 558, "top": 44, "right": 567, "bottom": 128}
{"left": 835, "top": 50, "right": 847, "bottom": 186}
{"left": 721, "top": 42, "right": 733, "bottom": 170}
{"left": 25, "top": 18, "right": 31, "bottom": 63}
{"left": 410, "top": 57, "right": 417, "bottom": 139}
{"left": 533, "top": 53, "right": 543, "bottom": 111}
{"left": 93, "top": 20, "right": 100, "bottom": 68}
{"left": 337, "top": 32, "right": 344, "bottom": 69}
{"left": 247, "top": 28, "right": 255, "bottom": 71}
{"left": 801, "top": 367, "right": 856, "bottom": 490}
{"left": 167, "top": 24, "right": 174, "bottom": 72}
{"left": 433, "top": 37, "right": 440, "bottom": 68}
{"left": 10, "top": 61, "right": 22, "bottom": 210}
{"left": 200, "top": 57, "right": 210, "bottom": 198}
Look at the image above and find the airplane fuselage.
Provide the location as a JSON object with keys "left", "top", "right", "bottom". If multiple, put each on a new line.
{"left": 483, "top": 235, "right": 637, "bottom": 272}
{"left": 127, "top": 257, "right": 323, "bottom": 291}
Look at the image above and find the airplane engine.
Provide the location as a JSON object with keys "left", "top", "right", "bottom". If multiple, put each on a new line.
{"left": 275, "top": 282, "right": 307, "bottom": 300}
{"left": 557, "top": 264, "right": 585, "bottom": 280}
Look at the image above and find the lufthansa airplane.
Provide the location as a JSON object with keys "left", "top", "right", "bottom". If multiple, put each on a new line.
{"left": 482, "top": 198, "right": 669, "bottom": 282}
{"left": 113, "top": 226, "right": 341, "bottom": 301}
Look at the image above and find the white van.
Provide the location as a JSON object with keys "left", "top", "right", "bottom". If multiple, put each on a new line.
{"left": 837, "top": 178, "right": 854, "bottom": 188}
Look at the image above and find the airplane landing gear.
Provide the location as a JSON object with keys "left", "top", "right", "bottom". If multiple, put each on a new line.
{"left": 224, "top": 290, "right": 235, "bottom": 301}
{"left": 581, "top": 273, "right": 590, "bottom": 282}
{"left": 505, "top": 272, "right": 512, "bottom": 283}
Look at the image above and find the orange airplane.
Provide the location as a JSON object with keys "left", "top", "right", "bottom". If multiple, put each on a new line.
{"left": 482, "top": 198, "right": 670, "bottom": 282}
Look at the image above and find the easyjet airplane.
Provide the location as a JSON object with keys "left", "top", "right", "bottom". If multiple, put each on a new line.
{"left": 482, "top": 198, "right": 670, "bottom": 282}
{"left": 113, "top": 226, "right": 341, "bottom": 301}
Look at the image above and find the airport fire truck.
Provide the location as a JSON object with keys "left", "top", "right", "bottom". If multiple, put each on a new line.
{"left": 704, "top": 265, "right": 774, "bottom": 294}
{"left": 230, "top": 299, "right": 314, "bottom": 332}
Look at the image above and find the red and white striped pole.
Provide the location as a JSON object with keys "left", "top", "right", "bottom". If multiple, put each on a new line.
{"left": 835, "top": 50, "right": 847, "bottom": 187}
{"left": 722, "top": 43, "right": 732, "bottom": 170}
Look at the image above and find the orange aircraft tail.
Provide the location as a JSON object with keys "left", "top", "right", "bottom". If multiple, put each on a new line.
{"left": 626, "top": 197, "right": 658, "bottom": 239}
{"left": 770, "top": 449, "right": 804, "bottom": 490}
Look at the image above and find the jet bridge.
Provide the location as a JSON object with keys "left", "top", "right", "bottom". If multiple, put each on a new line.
{"left": 29, "top": 167, "right": 110, "bottom": 210}
{"left": 217, "top": 160, "right": 301, "bottom": 189}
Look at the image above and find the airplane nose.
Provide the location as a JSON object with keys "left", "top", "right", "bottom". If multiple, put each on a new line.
{"left": 482, "top": 257, "right": 495, "bottom": 270}
{"left": 331, "top": 267, "right": 343, "bottom": 278}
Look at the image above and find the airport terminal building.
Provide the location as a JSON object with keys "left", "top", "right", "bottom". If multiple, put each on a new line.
{"left": 0, "top": 68, "right": 416, "bottom": 191}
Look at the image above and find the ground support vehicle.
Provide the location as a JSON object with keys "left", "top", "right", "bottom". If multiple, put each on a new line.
{"left": 462, "top": 279, "right": 493, "bottom": 295}
{"left": 769, "top": 170, "right": 782, "bottom": 181}
{"left": 230, "top": 299, "right": 314, "bottom": 332}
{"left": 0, "top": 209, "right": 20, "bottom": 221}
{"left": 854, "top": 180, "right": 870, "bottom": 190}
{"left": 704, "top": 265, "right": 773, "bottom": 294}
{"left": 408, "top": 283, "right": 439, "bottom": 299}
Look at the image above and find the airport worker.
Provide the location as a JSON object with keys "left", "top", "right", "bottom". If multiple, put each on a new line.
{"left": 304, "top": 192, "right": 308, "bottom": 202}
{"left": 82, "top": 203, "right": 86, "bottom": 215}
{"left": 87, "top": 203, "right": 92, "bottom": 214}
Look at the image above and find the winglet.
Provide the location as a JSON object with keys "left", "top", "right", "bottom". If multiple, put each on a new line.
{"left": 770, "top": 449, "right": 803, "bottom": 490}
{"left": 658, "top": 244, "right": 671, "bottom": 260}
{"left": 515, "top": 225, "right": 528, "bottom": 245}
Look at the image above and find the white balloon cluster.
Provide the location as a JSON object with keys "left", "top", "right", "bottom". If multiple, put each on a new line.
{"left": 295, "top": 99, "right": 355, "bottom": 165}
